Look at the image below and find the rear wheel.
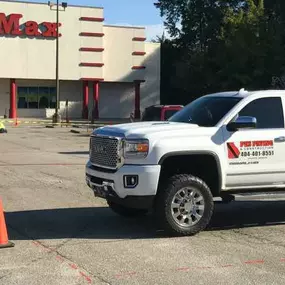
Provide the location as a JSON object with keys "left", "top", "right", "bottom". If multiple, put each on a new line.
{"left": 107, "top": 200, "right": 148, "bottom": 217}
{"left": 154, "top": 174, "right": 214, "bottom": 236}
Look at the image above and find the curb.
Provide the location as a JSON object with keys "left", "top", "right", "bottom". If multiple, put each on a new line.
{"left": 1, "top": 119, "right": 127, "bottom": 126}
{"left": 44, "top": 123, "right": 103, "bottom": 129}
{"left": 1, "top": 120, "right": 104, "bottom": 126}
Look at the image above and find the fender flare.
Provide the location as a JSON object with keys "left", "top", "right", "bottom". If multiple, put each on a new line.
{"left": 158, "top": 151, "right": 222, "bottom": 191}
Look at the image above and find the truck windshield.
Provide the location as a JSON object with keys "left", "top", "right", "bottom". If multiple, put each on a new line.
{"left": 168, "top": 96, "right": 241, "bottom": 127}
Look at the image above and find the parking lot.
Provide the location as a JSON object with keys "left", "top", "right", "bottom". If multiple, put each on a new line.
{"left": 0, "top": 125, "right": 285, "bottom": 285}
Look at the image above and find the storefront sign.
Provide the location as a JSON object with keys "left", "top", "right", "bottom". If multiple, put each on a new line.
{"left": 0, "top": 13, "right": 62, "bottom": 38}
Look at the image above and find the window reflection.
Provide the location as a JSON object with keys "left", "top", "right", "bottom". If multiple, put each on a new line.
{"left": 17, "top": 86, "right": 57, "bottom": 109}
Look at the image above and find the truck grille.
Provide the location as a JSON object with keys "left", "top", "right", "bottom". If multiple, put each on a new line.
{"left": 90, "top": 135, "right": 121, "bottom": 169}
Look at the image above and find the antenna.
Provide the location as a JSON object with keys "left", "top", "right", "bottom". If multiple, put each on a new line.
{"left": 238, "top": 88, "right": 248, "bottom": 95}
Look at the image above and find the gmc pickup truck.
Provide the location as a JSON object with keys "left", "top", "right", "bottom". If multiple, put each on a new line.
{"left": 86, "top": 89, "right": 285, "bottom": 236}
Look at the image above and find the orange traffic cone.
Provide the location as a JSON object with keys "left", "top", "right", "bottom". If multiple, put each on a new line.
{"left": 0, "top": 199, "right": 14, "bottom": 249}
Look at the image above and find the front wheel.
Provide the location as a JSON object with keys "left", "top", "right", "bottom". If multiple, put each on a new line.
{"left": 107, "top": 200, "right": 148, "bottom": 218}
{"left": 154, "top": 174, "right": 214, "bottom": 236}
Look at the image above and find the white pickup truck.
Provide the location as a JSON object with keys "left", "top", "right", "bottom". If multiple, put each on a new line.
{"left": 86, "top": 88, "right": 285, "bottom": 236}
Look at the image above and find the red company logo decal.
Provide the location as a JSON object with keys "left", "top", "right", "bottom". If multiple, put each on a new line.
{"left": 227, "top": 140, "right": 274, "bottom": 159}
{"left": 0, "top": 13, "right": 62, "bottom": 38}
{"left": 240, "top": 140, "right": 273, "bottom": 148}
{"left": 227, "top": 142, "right": 240, "bottom": 159}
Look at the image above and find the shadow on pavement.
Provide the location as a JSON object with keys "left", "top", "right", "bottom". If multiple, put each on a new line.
{"left": 6, "top": 207, "right": 157, "bottom": 241}
{"left": 5, "top": 200, "right": 285, "bottom": 241}
{"left": 208, "top": 199, "right": 285, "bottom": 231}
{"left": 59, "top": 151, "right": 89, "bottom": 155}
{"left": 71, "top": 134, "right": 92, "bottom": 137}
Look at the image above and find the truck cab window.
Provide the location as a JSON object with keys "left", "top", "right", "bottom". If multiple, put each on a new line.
{"left": 169, "top": 96, "right": 241, "bottom": 127}
{"left": 238, "top": 97, "right": 284, "bottom": 129}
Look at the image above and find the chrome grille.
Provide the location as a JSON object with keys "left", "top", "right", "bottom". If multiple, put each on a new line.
{"left": 90, "top": 135, "right": 120, "bottom": 169}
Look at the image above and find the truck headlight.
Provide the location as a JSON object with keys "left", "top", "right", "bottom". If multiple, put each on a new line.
{"left": 123, "top": 139, "right": 149, "bottom": 159}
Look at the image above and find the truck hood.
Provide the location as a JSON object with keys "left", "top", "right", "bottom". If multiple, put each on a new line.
{"left": 94, "top": 121, "right": 213, "bottom": 139}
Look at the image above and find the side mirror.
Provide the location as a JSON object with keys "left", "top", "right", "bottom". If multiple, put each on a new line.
{"left": 227, "top": 116, "right": 257, "bottom": 132}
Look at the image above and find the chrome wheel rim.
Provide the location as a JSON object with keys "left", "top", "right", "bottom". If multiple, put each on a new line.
{"left": 171, "top": 187, "right": 205, "bottom": 227}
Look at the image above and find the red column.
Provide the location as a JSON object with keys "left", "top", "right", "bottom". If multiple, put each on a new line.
{"left": 134, "top": 80, "right": 141, "bottom": 119}
{"left": 82, "top": 81, "right": 89, "bottom": 119}
{"left": 93, "top": 81, "right": 99, "bottom": 119}
{"left": 9, "top": 79, "right": 17, "bottom": 119}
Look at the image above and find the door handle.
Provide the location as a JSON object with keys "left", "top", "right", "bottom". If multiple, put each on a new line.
{"left": 274, "top": 136, "right": 285, "bottom": 142}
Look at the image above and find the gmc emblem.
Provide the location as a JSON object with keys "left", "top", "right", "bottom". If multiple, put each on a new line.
{"left": 93, "top": 145, "right": 107, "bottom": 154}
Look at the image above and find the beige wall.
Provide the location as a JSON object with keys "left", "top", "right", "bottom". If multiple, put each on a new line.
{"left": 103, "top": 25, "right": 146, "bottom": 82}
{"left": 12, "top": 79, "right": 83, "bottom": 118}
{"left": 99, "top": 82, "right": 135, "bottom": 119}
{"left": 0, "top": 1, "right": 153, "bottom": 83}
{"left": 1, "top": 72, "right": 161, "bottom": 119}
{"left": 141, "top": 42, "right": 161, "bottom": 109}
{"left": 59, "top": 80, "right": 83, "bottom": 118}
{"left": 0, "top": 1, "right": 104, "bottom": 81}
{"left": 0, "top": 1, "right": 161, "bottom": 119}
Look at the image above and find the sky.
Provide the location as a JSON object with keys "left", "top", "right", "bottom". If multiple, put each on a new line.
{"left": 25, "top": 0, "right": 167, "bottom": 41}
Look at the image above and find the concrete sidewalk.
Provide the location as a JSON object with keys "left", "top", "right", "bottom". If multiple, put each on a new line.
{"left": 0, "top": 117, "right": 132, "bottom": 128}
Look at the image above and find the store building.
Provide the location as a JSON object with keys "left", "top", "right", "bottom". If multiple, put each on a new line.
{"left": 0, "top": 0, "right": 161, "bottom": 119}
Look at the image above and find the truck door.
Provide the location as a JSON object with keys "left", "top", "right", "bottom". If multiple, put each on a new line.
{"left": 222, "top": 95, "right": 285, "bottom": 189}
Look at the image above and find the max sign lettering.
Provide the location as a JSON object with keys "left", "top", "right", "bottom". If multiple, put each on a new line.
{"left": 0, "top": 13, "right": 62, "bottom": 38}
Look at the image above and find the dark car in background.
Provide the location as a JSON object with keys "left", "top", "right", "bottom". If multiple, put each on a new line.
{"left": 141, "top": 105, "right": 183, "bottom": 121}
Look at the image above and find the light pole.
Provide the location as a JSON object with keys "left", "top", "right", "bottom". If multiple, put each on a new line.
{"left": 48, "top": 1, "right": 67, "bottom": 124}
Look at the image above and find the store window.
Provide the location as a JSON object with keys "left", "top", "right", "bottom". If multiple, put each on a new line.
{"left": 17, "top": 87, "right": 57, "bottom": 109}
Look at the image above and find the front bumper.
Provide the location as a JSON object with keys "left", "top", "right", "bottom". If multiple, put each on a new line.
{"left": 85, "top": 161, "right": 161, "bottom": 209}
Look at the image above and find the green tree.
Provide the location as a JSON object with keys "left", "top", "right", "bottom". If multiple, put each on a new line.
{"left": 212, "top": 0, "right": 266, "bottom": 89}
{"left": 155, "top": 0, "right": 285, "bottom": 104}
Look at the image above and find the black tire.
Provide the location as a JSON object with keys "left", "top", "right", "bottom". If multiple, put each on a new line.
{"left": 107, "top": 200, "right": 148, "bottom": 218}
{"left": 154, "top": 174, "right": 214, "bottom": 236}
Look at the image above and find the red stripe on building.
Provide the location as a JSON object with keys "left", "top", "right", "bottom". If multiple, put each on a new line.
{"left": 93, "top": 81, "right": 99, "bottom": 119}
{"left": 79, "top": 48, "right": 104, "bottom": 52}
{"left": 132, "top": 66, "right": 146, "bottom": 70}
{"left": 79, "top": 17, "right": 104, "bottom": 22}
{"left": 132, "top": 37, "right": 146, "bottom": 41}
{"left": 227, "top": 143, "right": 240, "bottom": 159}
{"left": 79, "top": 32, "right": 104, "bottom": 37}
{"left": 80, "top": 78, "right": 104, "bottom": 81}
{"left": 132, "top": 51, "right": 146, "bottom": 56}
{"left": 80, "top": 63, "right": 104, "bottom": 67}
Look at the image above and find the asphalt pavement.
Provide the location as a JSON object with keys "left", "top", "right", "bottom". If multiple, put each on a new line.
{"left": 0, "top": 126, "right": 285, "bottom": 285}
